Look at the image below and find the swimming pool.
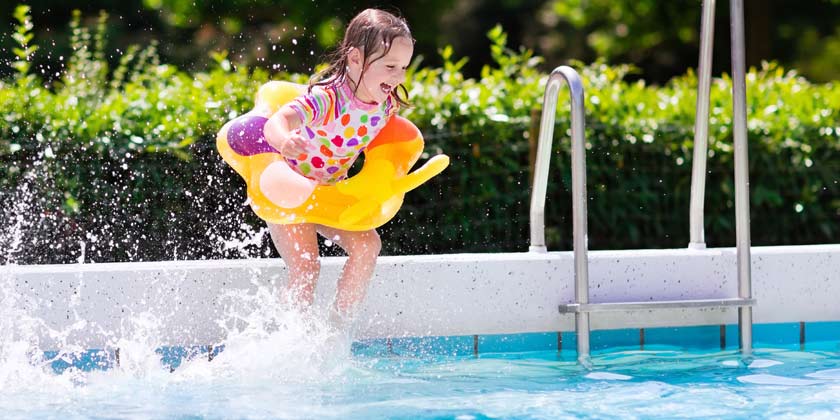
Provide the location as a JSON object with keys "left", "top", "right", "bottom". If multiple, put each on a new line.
{"left": 3, "top": 244, "right": 839, "bottom": 419}
{"left": 2, "top": 245, "right": 840, "bottom": 418}
{"left": 2, "top": 320, "right": 840, "bottom": 419}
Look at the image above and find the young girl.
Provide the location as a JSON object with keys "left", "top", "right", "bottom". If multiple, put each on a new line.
{"left": 262, "top": 9, "right": 414, "bottom": 324}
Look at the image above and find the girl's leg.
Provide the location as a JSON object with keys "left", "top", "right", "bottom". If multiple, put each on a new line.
{"left": 316, "top": 226, "right": 381, "bottom": 317}
{"left": 268, "top": 223, "right": 320, "bottom": 308}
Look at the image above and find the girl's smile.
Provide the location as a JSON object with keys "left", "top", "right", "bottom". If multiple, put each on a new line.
{"left": 348, "top": 36, "right": 414, "bottom": 104}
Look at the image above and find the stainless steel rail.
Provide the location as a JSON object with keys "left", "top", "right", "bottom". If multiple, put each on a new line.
{"left": 529, "top": 66, "right": 587, "bottom": 258}
{"left": 688, "top": 0, "right": 717, "bottom": 250}
{"left": 559, "top": 298, "right": 756, "bottom": 313}
{"left": 528, "top": 66, "right": 591, "bottom": 361}
{"left": 528, "top": 0, "right": 754, "bottom": 363}
{"left": 730, "top": 0, "right": 754, "bottom": 355}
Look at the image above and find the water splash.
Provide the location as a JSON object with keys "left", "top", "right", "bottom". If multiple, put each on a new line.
{"left": 0, "top": 260, "right": 358, "bottom": 417}
{"left": 180, "top": 286, "right": 354, "bottom": 384}
{"left": 0, "top": 139, "right": 361, "bottom": 402}
{"left": 0, "top": 174, "right": 40, "bottom": 263}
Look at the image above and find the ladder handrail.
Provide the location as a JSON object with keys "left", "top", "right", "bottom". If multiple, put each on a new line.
{"left": 529, "top": 66, "right": 587, "bottom": 257}
{"left": 528, "top": 0, "right": 753, "bottom": 363}
{"left": 730, "top": 0, "right": 753, "bottom": 354}
{"left": 528, "top": 66, "right": 591, "bottom": 361}
{"left": 688, "top": 0, "right": 717, "bottom": 250}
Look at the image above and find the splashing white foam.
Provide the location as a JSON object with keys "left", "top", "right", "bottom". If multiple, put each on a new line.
{"left": 178, "top": 284, "right": 355, "bottom": 384}
{"left": 738, "top": 374, "right": 823, "bottom": 386}
{"left": 585, "top": 372, "right": 633, "bottom": 381}
{"left": 0, "top": 261, "right": 356, "bottom": 416}
{"left": 806, "top": 369, "right": 840, "bottom": 380}
{"left": 748, "top": 359, "right": 783, "bottom": 368}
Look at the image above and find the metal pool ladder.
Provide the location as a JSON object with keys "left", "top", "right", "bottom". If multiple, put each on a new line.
{"left": 529, "top": 0, "right": 755, "bottom": 363}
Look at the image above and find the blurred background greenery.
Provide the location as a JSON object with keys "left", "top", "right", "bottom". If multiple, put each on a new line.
{"left": 2, "top": 0, "right": 839, "bottom": 83}
{"left": 0, "top": 1, "right": 838, "bottom": 264}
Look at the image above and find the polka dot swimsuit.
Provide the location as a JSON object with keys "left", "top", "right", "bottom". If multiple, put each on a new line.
{"left": 286, "top": 80, "right": 396, "bottom": 185}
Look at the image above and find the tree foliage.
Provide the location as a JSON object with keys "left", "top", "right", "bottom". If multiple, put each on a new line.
{"left": 543, "top": 0, "right": 840, "bottom": 82}
{"left": 3, "top": 1, "right": 840, "bottom": 83}
{"left": 1, "top": 10, "right": 838, "bottom": 264}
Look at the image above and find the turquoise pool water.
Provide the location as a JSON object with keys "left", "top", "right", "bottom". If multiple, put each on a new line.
{"left": 2, "top": 330, "right": 840, "bottom": 419}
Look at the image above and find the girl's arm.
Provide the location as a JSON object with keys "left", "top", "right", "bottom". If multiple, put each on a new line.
{"left": 264, "top": 106, "right": 310, "bottom": 157}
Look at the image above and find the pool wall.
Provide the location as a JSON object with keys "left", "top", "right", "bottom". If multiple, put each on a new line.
{"left": 3, "top": 244, "right": 839, "bottom": 349}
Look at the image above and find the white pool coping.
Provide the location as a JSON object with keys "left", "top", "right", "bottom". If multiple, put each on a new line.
{"left": 3, "top": 244, "right": 839, "bottom": 348}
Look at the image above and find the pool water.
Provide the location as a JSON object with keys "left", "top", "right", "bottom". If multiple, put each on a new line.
{"left": 2, "top": 277, "right": 838, "bottom": 419}
{"left": 3, "top": 329, "right": 840, "bottom": 419}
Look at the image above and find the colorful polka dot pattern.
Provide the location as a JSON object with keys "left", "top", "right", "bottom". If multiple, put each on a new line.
{"left": 287, "top": 81, "right": 396, "bottom": 184}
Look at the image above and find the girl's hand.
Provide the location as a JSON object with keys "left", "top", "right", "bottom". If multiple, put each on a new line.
{"left": 279, "top": 130, "right": 310, "bottom": 157}
{"left": 264, "top": 106, "right": 308, "bottom": 157}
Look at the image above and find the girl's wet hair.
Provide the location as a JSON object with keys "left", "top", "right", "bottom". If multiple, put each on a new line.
{"left": 310, "top": 8, "right": 413, "bottom": 107}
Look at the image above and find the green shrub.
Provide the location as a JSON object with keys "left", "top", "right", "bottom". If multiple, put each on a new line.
{"left": 393, "top": 24, "right": 840, "bottom": 253}
{"left": 1, "top": 10, "right": 838, "bottom": 263}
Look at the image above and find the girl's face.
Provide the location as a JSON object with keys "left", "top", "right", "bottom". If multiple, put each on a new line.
{"left": 348, "top": 36, "right": 413, "bottom": 104}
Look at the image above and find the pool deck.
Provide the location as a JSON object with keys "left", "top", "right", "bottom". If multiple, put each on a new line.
{"left": 3, "top": 244, "right": 839, "bottom": 349}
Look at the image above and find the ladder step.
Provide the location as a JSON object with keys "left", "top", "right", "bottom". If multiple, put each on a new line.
{"left": 558, "top": 297, "right": 756, "bottom": 313}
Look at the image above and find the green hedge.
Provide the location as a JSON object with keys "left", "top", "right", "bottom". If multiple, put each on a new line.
{"left": 1, "top": 8, "right": 838, "bottom": 263}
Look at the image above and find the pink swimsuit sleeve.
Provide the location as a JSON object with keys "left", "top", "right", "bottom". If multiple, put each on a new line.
{"left": 287, "top": 86, "right": 335, "bottom": 127}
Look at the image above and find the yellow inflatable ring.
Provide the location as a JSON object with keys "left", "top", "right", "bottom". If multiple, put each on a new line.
{"left": 217, "top": 81, "right": 450, "bottom": 231}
